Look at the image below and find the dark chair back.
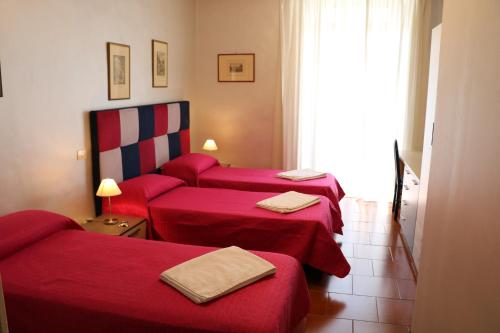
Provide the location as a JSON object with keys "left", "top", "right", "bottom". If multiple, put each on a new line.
{"left": 393, "top": 140, "right": 404, "bottom": 216}
{"left": 394, "top": 140, "right": 403, "bottom": 183}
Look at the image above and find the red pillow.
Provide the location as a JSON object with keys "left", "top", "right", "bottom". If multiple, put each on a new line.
{"left": 0, "top": 210, "right": 82, "bottom": 259}
{"left": 161, "top": 153, "right": 219, "bottom": 186}
{"left": 103, "top": 174, "right": 186, "bottom": 218}
{"left": 119, "top": 174, "right": 185, "bottom": 201}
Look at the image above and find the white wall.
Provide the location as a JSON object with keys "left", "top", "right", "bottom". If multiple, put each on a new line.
{"left": 412, "top": 1, "right": 500, "bottom": 331}
{"left": 192, "top": 0, "right": 282, "bottom": 168}
{"left": 407, "top": 0, "right": 442, "bottom": 152}
{"left": 0, "top": 0, "right": 195, "bottom": 221}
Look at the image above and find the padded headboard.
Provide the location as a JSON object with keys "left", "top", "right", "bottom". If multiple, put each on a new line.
{"left": 90, "top": 101, "right": 190, "bottom": 214}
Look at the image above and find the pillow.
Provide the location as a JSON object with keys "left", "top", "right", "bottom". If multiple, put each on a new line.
{"left": 0, "top": 210, "right": 82, "bottom": 259}
{"left": 119, "top": 174, "right": 185, "bottom": 201}
{"left": 161, "top": 153, "right": 219, "bottom": 186}
{"left": 103, "top": 174, "right": 185, "bottom": 218}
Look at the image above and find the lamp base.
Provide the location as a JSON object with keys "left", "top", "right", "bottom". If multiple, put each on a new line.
{"left": 103, "top": 217, "right": 118, "bottom": 225}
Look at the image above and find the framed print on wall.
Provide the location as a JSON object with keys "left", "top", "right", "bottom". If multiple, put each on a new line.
{"left": 218, "top": 53, "right": 255, "bottom": 82}
{"left": 107, "top": 42, "right": 130, "bottom": 100}
{"left": 152, "top": 39, "right": 168, "bottom": 87}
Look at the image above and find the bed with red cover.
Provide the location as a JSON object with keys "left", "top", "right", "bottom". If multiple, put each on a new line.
{"left": 90, "top": 101, "right": 350, "bottom": 277}
{"left": 161, "top": 153, "right": 345, "bottom": 213}
{"left": 0, "top": 210, "right": 309, "bottom": 333}
{"left": 107, "top": 174, "right": 350, "bottom": 277}
{"left": 89, "top": 101, "right": 344, "bottom": 215}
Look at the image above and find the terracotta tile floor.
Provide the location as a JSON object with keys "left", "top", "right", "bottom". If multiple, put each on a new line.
{"left": 305, "top": 198, "right": 415, "bottom": 332}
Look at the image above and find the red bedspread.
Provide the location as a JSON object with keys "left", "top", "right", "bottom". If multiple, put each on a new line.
{"left": 0, "top": 210, "right": 309, "bottom": 333}
{"left": 199, "top": 166, "right": 345, "bottom": 213}
{"left": 149, "top": 187, "right": 350, "bottom": 277}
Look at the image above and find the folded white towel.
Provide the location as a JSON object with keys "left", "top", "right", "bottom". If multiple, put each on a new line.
{"left": 277, "top": 168, "right": 327, "bottom": 181}
{"left": 256, "top": 191, "right": 321, "bottom": 214}
{"left": 160, "top": 246, "right": 276, "bottom": 304}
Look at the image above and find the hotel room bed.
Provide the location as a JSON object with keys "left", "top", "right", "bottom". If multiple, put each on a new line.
{"left": 89, "top": 101, "right": 344, "bottom": 215}
{"left": 90, "top": 101, "right": 350, "bottom": 277}
{"left": 107, "top": 174, "right": 350, "bottom": 277}
{"left": 0, "top": 210, "right": 309, "bottom": 333}
{"left": 161, "top": 153, "right": 345, "bottom": 213}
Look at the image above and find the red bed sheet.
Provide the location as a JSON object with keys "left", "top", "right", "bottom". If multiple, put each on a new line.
{"left": 0, "top": 211, "right": 309, "bottom": 333}
{"left": 149, "top": 187, "right": 350, "bottom": 277}
{"left": 199, "top": 166, "right": 345, "bottom": 213}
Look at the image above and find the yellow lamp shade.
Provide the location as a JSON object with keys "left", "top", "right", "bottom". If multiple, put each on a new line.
{"left": 203, "top": 139, "right": 218, "bottom": 151}
{"left": 96, "top": 178, "right": 122, "bottom": 197}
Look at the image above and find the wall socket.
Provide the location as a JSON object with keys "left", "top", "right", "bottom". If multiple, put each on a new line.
{"left": 76, "top": 149, "right": 86, "bottom": 160}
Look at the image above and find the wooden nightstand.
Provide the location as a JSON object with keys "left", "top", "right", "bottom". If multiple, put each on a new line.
{"left": 82, "top": 215, "right": 147, "bottom": 239}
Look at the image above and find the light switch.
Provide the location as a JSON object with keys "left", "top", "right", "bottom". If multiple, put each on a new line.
{"left": 76, "top": 149, "right": 86, "bottom": 160}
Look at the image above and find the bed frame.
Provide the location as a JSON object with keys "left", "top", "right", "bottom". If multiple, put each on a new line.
{"left": 90, "top": 101, "right": 190, "bottom": 214}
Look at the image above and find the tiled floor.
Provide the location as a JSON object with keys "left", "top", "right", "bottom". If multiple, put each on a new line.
{"left": 305, "top": 198, "right": 416, "bottom": 333}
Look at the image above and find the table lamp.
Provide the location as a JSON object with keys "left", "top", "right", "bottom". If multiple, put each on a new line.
{"left": 202, "top": 139, "right": 218, "bottom": 152}
{"left": 96, "top": 178, "right": 122, "bottom": 225}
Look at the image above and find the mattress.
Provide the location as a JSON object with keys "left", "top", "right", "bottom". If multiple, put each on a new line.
{"left": 148, "top": 186, "right": 350, "bottom": 277}
{"left": 199, "top": 166, "right": 345, "bottom": 213}
{"left": 0, "top": 210, "right": 310, "bottom": 333}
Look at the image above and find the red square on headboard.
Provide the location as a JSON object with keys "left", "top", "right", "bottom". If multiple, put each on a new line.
{"left": 139, "top": 138, "right": 156, "bottom": 174}
{"left": 97, "top": 110, "right": 121, "bottom": 152}
{"left": 180, "top": 129, "right": 191, "bottom": 155}
{"left": 154, "top": 104, "right": 168, "bottom": 137}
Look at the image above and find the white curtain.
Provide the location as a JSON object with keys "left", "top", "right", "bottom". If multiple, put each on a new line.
{"left": 280, "top": 0, "right": 303, "bottom": 170}
{"left": 281, "top": 0, "right": 417, "bottom": 201}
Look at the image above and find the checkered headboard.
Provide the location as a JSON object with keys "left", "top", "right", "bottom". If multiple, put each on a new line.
{"left": 90, "top": 101, "right": 190, "bottom": 214}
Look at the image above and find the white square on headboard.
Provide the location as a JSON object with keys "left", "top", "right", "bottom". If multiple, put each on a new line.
{"left": 119, "top": 108, "right": 139, "bottom": 146}
{"left": 99, "top": 147, "right": 123, "bottom": 183}
{"left": 167, "top": 103, "right": 181, "bottom": 134}
{"left": 154, "top": 135, "right": 170, "bottom": 168}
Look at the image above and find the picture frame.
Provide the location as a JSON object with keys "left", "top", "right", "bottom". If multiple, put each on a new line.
{"left": 152, "top": 40, "right": 168, "bottom": 87}
{"left": 218, "top": 53, "right": 255, "bottom": 82}
{"left": 107, "top": 42, "right": 130, "bottom": 100}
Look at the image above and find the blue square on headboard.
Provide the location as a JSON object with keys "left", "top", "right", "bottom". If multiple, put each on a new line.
{"left": 138, "top": 105, "right": 155, "bottom": 141}
{"left": 168, "top": 132, "right": 181, "bottom": 159}
{"left": 121, "top": 143, "right": 141, "bottom": 180}
{"left": 180, "top": 102, "right": 190, "bottom": 130}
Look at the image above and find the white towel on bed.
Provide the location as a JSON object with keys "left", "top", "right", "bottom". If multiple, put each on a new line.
{"left": 160, "top": 246, "right": 276, "bottom": 304}
{"left": 276, "top": 168, "right": 327, "bottom": 181}
{"left": 256, "top": 191, "right": 321, "bottom": 214}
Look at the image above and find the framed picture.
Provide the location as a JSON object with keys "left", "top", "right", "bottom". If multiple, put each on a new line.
{"left": 107, "top": 42, "right": 130, "bottom": 100}
{"left": 152, "top": 40, "right": 168, "bottom": 87}
{"left": 218, "top": 53, "right": 255, "bottom": 82}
